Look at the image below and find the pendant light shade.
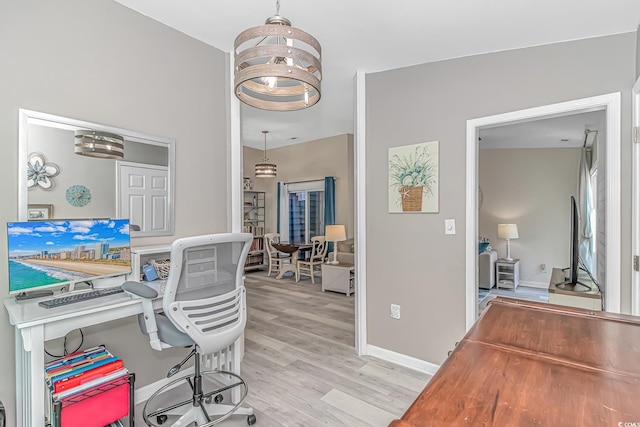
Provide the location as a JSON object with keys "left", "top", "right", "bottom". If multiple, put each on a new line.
{"left": 255, "top": 130, "right": 277, "bottom": 178}
{"left": 234, "top": 0, "right": 321, "bottom": 111}
{"left": 74, "top": 130, "right": 124, "bottom": 160}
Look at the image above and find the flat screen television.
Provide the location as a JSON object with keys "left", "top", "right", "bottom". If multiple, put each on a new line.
{"left": 557, "top": 196, "right": 589, "bottom": 291}
{"left": 7, "top": 219, "right": 131, "bottom": 297}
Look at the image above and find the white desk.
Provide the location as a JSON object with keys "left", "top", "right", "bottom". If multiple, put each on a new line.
{"left": 3, "top": 282, "right": 165, "bottom": 426}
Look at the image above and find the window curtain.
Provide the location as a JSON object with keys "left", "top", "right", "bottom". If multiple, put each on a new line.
{"left": 578, "top": 147, "right": 594, "bottom": 273}
{"left": 277, "top": 182, "right": 282, "bottom": 234}
{"left": 324, "top": 176, "right": 336, "bottom": 252}
{"left": 277, "top": 182, "right": 289, "bottom": 242}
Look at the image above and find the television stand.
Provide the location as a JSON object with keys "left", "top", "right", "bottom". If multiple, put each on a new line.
{"left": 548, "top": 268, "right": 602, "bottom": 311}
{"left": 15, "top": 290, "right": 54, "bottom": 301}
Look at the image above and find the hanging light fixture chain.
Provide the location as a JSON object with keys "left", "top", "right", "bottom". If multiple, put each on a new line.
{"left": 262, "top": 130, "right": 269, "bottom": 161}
{"left": 276, "top": 0, "right": 280, "bottom": 15}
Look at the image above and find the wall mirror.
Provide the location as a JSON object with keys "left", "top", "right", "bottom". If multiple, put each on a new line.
{"left": 18, "top": 109, "right": 175, "bottom": 237}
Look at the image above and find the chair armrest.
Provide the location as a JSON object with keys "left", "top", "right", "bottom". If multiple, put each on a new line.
{"left": 122, "top": 281, "right": 158, "bottom": 299}
{"left": 122, "top": 281, "right": 163, "bottom": 351}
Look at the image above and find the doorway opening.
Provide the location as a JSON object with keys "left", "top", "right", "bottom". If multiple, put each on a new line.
{"left": 465, "top": 93, "right": 621, "bottom": 330}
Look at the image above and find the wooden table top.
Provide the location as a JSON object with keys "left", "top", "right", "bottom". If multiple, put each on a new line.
{"left": 390, "top": 298, "right": 640, "bottom": 427}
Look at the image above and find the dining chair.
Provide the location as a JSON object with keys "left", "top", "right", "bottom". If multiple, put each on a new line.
{"left": 264, "top": 232, "right": 291, "bottom": 277}
{"left": 296, "top": 236, "right": 328, "bottom": 284}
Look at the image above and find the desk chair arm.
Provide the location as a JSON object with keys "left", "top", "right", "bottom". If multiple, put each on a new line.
{"left": 122, "top": 281, "right": 164, "bottom": 351}
{"left": 122, "top": 281, "right": 158, "bottom": 299}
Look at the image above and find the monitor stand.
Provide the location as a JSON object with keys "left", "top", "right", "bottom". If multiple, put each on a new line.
{"left": 15, "top": 290, "right": 54, "bottom": 301}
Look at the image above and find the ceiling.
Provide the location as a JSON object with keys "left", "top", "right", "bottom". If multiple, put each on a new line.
{"left": 479, "top": 110, "right": 606, "bottom": 149}
{"left": 113, "top": 0, "right": 640, "bottom": 149}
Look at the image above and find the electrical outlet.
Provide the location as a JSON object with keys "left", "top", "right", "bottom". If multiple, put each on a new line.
{"left": 540, "top": 263, "right": 547, "bottom": 273}
{"left": 390, "top": 304, "right": 401, "bottom": 319}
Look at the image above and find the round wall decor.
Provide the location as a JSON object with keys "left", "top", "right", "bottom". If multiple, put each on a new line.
{"left": 66, "top": 185, "right": 92, "bottom": 207}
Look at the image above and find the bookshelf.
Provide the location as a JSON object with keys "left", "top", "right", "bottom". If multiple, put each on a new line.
{"left": 243, "top": 191, "right": 265, "bottom": 270}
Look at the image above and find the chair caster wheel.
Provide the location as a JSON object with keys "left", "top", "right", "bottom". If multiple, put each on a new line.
{"left": 247, "top": 414, "right": 257, "bottom": 425}
{"left": 157, "top": 414, "right": 168, "bottom": 424}
{"left": 214, "top": 394, "right": 224, "bottom": 404}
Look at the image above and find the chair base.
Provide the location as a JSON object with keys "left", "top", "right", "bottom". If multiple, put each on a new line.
{"left": 142, "top": 370, "right": 254, "bottom": 426}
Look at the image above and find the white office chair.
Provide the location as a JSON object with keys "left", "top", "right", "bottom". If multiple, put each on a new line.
{"left": 123, "top": 233, "right": 256, "bottom": 426}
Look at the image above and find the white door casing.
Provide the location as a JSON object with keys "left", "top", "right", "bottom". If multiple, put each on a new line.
{"left": 118, "top": 162, "right": 169, "bottom": 236}
{"left": 466, "top": 93, "right": 621, "bottom": 330}
{"left": 632, "top": 77, "right": 640, "bottom": 316}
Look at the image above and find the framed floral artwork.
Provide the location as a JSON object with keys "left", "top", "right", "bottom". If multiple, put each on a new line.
{"left": 27, "top": 204, "right": 53, "bottom": 220}
{"left": 388, "top": 141, "right": 439, "bottom": 213}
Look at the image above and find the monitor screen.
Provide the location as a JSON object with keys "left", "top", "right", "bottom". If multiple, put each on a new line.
{"left": 7, "top": 219, "right": 131, "bottom": 294}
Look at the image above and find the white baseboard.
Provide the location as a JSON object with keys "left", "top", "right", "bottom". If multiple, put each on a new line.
{"left": 519, "top": 280, "right": 549, "bottom": 289}
{"left": 134, "top": 366, "right": 195, "bottom": 406}
{"left": 366, "top": 344, "right": 440, "bottom": 376}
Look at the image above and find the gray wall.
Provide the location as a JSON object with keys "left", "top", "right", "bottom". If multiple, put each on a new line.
{"left": 0, "top": 1, "right": 229, "bottom": 424}
{"left": 366, "top": 33, "right": 636, "bottom": 365}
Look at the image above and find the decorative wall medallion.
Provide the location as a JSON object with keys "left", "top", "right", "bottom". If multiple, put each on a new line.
{"left": 65, "top": 185, "right": 92, "bottom": 207}
{"left": 27, "top": 152, "right": 60, "bottom": 190}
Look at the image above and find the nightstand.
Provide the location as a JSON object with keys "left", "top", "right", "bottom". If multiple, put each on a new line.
{"left": 496, "top": 258, "right": 520, "bottom": 290}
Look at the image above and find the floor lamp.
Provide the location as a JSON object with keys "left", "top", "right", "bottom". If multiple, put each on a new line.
{"left": 325, "top": 225, "right": 346, "bottom": 265}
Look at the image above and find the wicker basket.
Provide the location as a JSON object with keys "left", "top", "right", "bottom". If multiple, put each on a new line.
{"left": 400, "top": 186, "right": 423, "bottom": 212}
{"left": 151, "top": 259, "right": 171, "bottom": 279}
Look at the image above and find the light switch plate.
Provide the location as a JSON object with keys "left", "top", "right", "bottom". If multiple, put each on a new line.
{"left": 445, "top": 219, "right": 456, "bottom": 235}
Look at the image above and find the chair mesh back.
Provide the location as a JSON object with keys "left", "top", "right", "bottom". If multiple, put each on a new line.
{"left": 174, "top": 242, "right": 243, "bottom": 301}
{"left": 163, "top": 233, "right": 252, "bottom": 354}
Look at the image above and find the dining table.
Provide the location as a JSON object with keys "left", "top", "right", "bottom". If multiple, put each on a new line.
{"left": 271, "top": 242, "right": 312, "bottom": 279}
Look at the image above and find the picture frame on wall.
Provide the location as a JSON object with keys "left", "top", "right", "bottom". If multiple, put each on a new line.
{"left": 388, "top": 140, "right": 439, "bottom": 213}
{"left": 27, "top": 204, "right": 53, "bottom": 220}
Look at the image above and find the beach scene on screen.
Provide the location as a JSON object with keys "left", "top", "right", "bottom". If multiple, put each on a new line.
{"left": 7, "top": 219, "right": 131, "bottom": 292}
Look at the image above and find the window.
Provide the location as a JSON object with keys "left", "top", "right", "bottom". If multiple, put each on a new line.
{"left": 589, "top": 166, "right": 598, "bottom": 276}
{"left": 280, "top": 181, "right": 324, "bottom": 243}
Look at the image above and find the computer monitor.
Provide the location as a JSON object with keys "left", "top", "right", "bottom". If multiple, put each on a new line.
{"left": 7, "top": 219, "right": 132, "bottom": 297}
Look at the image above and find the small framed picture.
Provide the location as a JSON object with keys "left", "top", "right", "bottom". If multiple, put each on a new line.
{"left": 27, "top": 204, "right": 53, "bottom": 220}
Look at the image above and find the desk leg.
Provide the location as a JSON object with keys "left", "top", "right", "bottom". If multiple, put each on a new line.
{"left": 16, "top": 325, "right": 45, "bottom": 426}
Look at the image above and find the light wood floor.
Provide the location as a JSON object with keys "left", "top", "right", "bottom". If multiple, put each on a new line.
{"left": 136, "top": 269, "right": 432, "bottom": 426}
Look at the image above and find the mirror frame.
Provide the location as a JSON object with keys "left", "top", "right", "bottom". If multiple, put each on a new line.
{"left": 18, "top": 108, "right": 176, "bottom": 237}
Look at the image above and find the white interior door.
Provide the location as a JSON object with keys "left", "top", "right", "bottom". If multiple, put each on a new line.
{"left": 632, "top": 77, "right": 640, "bottom": 316}
{"left": 118, "top": 162, "right": 169, "bottom": 236}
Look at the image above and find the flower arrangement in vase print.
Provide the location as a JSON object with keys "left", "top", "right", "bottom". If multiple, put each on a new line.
{"left": 388, "top": 140, "right": 439, "bottom": 213}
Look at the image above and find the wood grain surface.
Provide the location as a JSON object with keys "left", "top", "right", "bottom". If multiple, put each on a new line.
{"left": 390, "top": 297, "right": 640, "bottom": 427}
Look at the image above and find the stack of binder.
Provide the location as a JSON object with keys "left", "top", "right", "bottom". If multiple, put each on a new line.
{"left": 45, "top": 346, "right": 133, "bottom": 427}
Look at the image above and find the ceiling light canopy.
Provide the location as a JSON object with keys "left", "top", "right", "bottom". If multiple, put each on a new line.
{"left": 74, "top": 130, "right": 124, "bottom": 160}
{"left": 255, "top": 130, "right": 277, "bottom": 178}
{"left": 234, "top": 0, "right": 322, "bottom": 111}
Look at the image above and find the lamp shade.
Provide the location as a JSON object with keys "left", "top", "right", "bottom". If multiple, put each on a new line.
{"left": 325, "top": 225, "right": 346, "bottom": 242}
{"left": 497, "top": 223, "right": 519, "bottom": 240}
